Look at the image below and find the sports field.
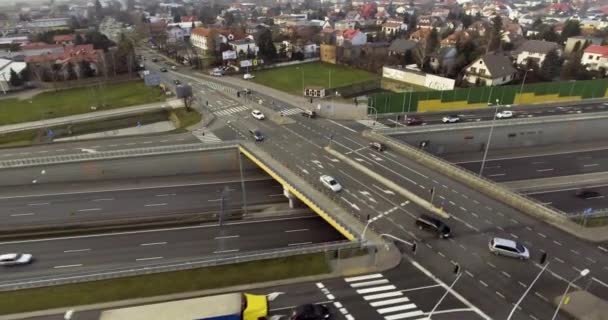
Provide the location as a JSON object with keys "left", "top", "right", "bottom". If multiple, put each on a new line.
{"left": 252, "top": 62, "right": 377, "bottom": 95}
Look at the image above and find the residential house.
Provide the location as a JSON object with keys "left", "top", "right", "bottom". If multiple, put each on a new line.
{"left": 230, "top": 38, "right": 259, "bottom": 57}
{"left": 445, "top": 20, "right": 463, "bottom": 32}
{"left": 418, "top": 15, "right": 437, "bottom": 29}
{"left": 464, "top": 4, "right": 482, "bottom": 16}
{"left": 334, "top": 20, "right": 359, "bottom": 31}
{"left": 441, "top": 31, "right": 470, "bottom": 47}
{"left": 564, "top": 36, "right": 602, "bottom": 54}
{"left": 388, "top": 38, "right": 417, "bottom": 56}
{"left": 336, "top": 29, "right": 367, "bottom": 46}
{"left": 464, "top": 53, "right": 517, "bottom": 86}
{"left": 21, "top": 42, "right": 64, "bottom": 57}
{"left": 429, "top": 46, "right": 457, "bottom": 73}
{"left": 273, "top": 14, "right": 308, "bottom": 25}
{"left": 26, "top": 44, "right": 101, "bottom": 79}
{"left": 581, "top": 45, "right": 608, "bottom": 71}
{"left": 466, "top": 20, "right": 490, "bottom": 37}
{"left": 431, "top": 7, "right": 451, "bottom": 19}
{"left": 382, "top": 22, "right": 407, "bottom": 36}
{"left": 167, "top": 21, "right": 203, "bottom": 38}
{"left": 409, "top": 28, "right": 432, "bottom": 45}
{"left": 515, "top": 40, "right": 561, "bottom": 66}
{"left": 53, "top": 34, "right": 75, "bottom": 45}
{"left": 147, "top": 21, "right": 168, "bottom": 39}
{"left": 0, "top": 58, "right": 27, "bottom": 92}
{"left": 190, "top": 28, "right": 225, "bottom": 52}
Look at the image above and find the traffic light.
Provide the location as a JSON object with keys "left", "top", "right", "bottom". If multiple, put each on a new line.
{"left": 540, "top": 252, "right": 548, "bottom": 265}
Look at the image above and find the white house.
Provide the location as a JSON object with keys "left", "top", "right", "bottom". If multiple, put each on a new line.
{"left": 464, "top": 53, "right": 517, "bottom": 86}
{"left": 515, "top": 40, "right": 561, "bottom": 66}
{"left": 381, "top": 21, "right": 407, "bottom": 36}
{"left": 190, "top": 28, "right": 227, "bottom": 51}
{"left": 0, "top": 58, "right": 27, "bottom": 93}
{"left": 230, "top": 39, "right": 259, "bottom": 56}
{"left": 336, "top": 29, "right": 367, "bottom": 46}
{"left": 581, "top": 45, "right": 608, "bottom": 71}
{"left": 167, "top": 26, "right": 185, "bottom": 43}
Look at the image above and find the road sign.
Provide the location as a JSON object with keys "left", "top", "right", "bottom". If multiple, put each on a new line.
{"left": 583, "top": 207, "right": 593, "bottom": 215}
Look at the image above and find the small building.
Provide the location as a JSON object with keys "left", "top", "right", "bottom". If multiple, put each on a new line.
{"left": 388, "top": 39, "right": 417, "bottom": 56}
{"left": 230, "top": 38, "right": 259, "bottom": 56}
{"left": 0, "top": 58, "right": 27, "bottom": 92}
{"left": 464, "top": 53, "right": 517, "bottom": 86}
{"left": 515, "top": 40, "right": 561, "bottom": 66}
{"left": 564, "top": 36, "right": 602, "bottom": 55}
{"left": 304, "top": 86, "right": 326, "bottom": 97}
{"left": 381, "top": 22, "right": 406, "bottom": 36}
{"left": 581, "top": 45, "right": 608, "bottom": 72}
{"left": 336, "top": 29, "right": 367, "bottom": 46}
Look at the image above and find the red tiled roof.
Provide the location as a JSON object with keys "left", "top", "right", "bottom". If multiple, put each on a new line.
{"left": 341, "top": 28, "right": 360, "bottom": 40}
{"left": 584, "top": 45, "right": 608, "bottom": 56}
{"left": 192, "top": 27, "right": 212, "bottom": 37}
{"left": 25, "top": 44, "right": 100, "bottom": 64}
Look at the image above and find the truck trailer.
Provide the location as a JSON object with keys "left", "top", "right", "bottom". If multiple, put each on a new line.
{"left": 99, "top": 292, "right": 268, "bottom": 320}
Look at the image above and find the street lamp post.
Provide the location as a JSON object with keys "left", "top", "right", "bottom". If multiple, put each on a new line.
{"left": 362, "top": 203, "right": 409, "bottom": 242}
{"left": 479, "top": 98, "right": 500, "bottom": 177}
{"left": 551, "top": 268, "right": 590, "bottom": 320}
{"left": 507, "top": 262, "right": 550, "bottom": 320}
{"left": 428, "top": 271, "right": 462, "bottom": 318}
{"left": 518, "top": 69, "right": 532, "bottom": 105}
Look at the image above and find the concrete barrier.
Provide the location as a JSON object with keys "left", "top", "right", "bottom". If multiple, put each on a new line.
{"left": 324, "top": 146, "right": 449, "bottom": 219}
{"left": 364, "top": 130, "right": 608, "bottom": 242}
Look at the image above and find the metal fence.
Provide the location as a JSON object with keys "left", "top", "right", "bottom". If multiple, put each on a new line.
{"left": 0, "top": 241, "right": 363, "bottom": 292}
{"left": 369, "top": 79, "right": 608, "bottom": 114}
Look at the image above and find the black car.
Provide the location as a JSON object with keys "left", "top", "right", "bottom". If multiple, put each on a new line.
{"left": 160, "top": 67, "right": 168, "bottom": 72}
{"left": 151, "top": 57, "right": 158, "bottom": 62}
{"left": 576, "top": 189, "right": 601, "bottom": 199}
{"left": 249, "top": 129, "right": 264, "bottom": 142}
{"left": 405, "top": 116, "right": 423, "bottom": 126}
{"left": 291, "top": 304, "right": 331, "bottom": 320}
{"left": 415, "top": 214, "right": 451, "bottom": 238}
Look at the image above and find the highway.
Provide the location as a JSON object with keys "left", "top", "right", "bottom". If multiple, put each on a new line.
{"left": 525, "top": 184, "right": 608, "bottom": 215}
{"left": 0, "top": 215, "right": 342, "bottom": 285}
{"left": 155, "top": 68, "right": 608, "bottom": 320}
{"left": 0, "top": 177, "right": 283, "bottom": 228}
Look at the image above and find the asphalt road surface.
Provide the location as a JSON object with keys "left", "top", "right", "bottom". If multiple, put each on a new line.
{"left": 20, "top": 255, "right": 484, "bottom": 320}
{"left": 0, "top": 177, "right": 284, "bottom": 228}
{"left": 0, "top": 215, "right": 342, "bottom": 287}
{"left": 525, "top": 184, "right": 608, "bottom": 215}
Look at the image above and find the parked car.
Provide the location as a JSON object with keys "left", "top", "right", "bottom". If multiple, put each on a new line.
{"left": 496, "top": 110, "right": 514, "bottom": 119}
{"left": 320, "top": 175, "right": 342, "bottom": 192}
{"left": 576, "top": 189, "right": 601, "bottom": 199}
{"left": 0, "top": 253, "right": 33, "bottom": 266}
{"left": 369, "top": 142, "right": 385, "bottom": 152}
{"left": 415, "top": 215, "right": 451, "bottom": 238}
{"left": 243, "top": 73, "right": 255, "bottom": 80}
{"left": 405, "top": 116, "right": 423, "bottom": 126}
{"left": 159, "top": 67, "right": 167, "bottom": 72}
{"left": 251, "top": 109, "right": 265, "bottom": 120}
{"left": 489, "top": 237, "right": 530, "bottom": 260}
{"left": 442, "top": 115, "right": 460, "bottom": 123}
{"left": 249, "top": 129, "right": 264, "bottom": 141}
{"left": 301, "top": 110, "right": 316, "bottom": 118}
{"left": 292, "top": 304, "right": 331, "bottom": 320}
{"left": 210, "top": 71, "right": 223, "bottom": 77}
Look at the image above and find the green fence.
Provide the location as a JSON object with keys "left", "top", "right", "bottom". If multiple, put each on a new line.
{"left": 369, "top": 79, "right": 608, "bottom": 114}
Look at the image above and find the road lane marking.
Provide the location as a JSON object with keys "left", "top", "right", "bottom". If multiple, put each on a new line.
{"left": 350, "top": 279, "right": 390, "bottom": 288}
{"left": 501, "top": 271, "right": 511, "bottom": 278}
{"left": 155, "top": 193, "right": 176, "bottom": 197}
{"left": 586, "top": 257, "right": 596, "bottom": 263}
{"left": 214, "top": 235, "right": 239, "bottom": 239}
{"left": 144, "top": 203, "right": 167, "bottom": 207}
{"left": 10, "top": 213, "right": 35, "bottom": 217}
{"left": 377, "top": 304, "right": 416, "bottom": 314}
{"left": 356, "top": 285, "right": 397, "bottom": 294}
{"left": 285, "top": 229, "right": 308, "bottom": 233}
{"left": 370, "top": 297, "right": 410, "bottom": 307}
{"left": 136, "top": 256, "right": 163, "bottom": 261}
{"left": 534, "top": 292, "right": 548, "bottom": 302}
{"left": 27, "top": 202, "right": 49, "bottom": 206}
{"left": 592, "top": 277, "right": 608, "bottom": 288}
{"left": 140, "top": 242, "right": 167, "bottom": 246}
{"left": 570, "top": 249, "right": 580, "bottom": 255}
{"left": 64, "top": 249, "right": 91, "bottom": 253}
{"left": 487, "top": 262, "right": 496, "bottom": 268}
{"left": 326, "top": 119, "right": 357, "bottom": 133}
{"left": 518, "top": 281, "right": 527, "bottom": 288}
{"left": 510, "top": 233, "right": 519, "bottom": 239}
{"left": 599, "top": 246, "right": 608, "bottom": 253}
{"left": 363, "top": 291, "right": 403, "bottom": 301}
{"left": 465, "top": 271, "right": 474, "bottom": 278}
{"left": 488, "top": 173, "right": 506, "bottom": 177}
{"left": 92, "top": 198, "right": 114, "bottom": 202}
{"left": 536, "top": 168, "right": 554, "bottom": 172}
{"left": 54, "top": 264, "right": 83, "bottom": 269}
{"left": 554, "top": 257, "right": 565, "bottom": 263}
{"left": 214, "top": 249, "right": 239, "bottom": 254}
{"left": 553, "top": 240, "right": 562, "bottom": 246}
{"left": 537, "top": 233, "right": 547, "bottom": 238}
{"left": 288, "top": 242, "right": 312, "bottom": 246}
{"left": 345, "top": 274, "right": 383, "bottom": 282}
{"left": 583, "top": 163, "right": 599, "bottom": 167}
{"left": 77, "top": 208, "right": 102, "bottom": 212}
{"left": 479, "top": 280, "right": 488, "bottom": 287}
{"left": 207, "top": 199, "right": 222, "bottom": 202}
{"left": 495, "top": 291, "right": 506, "bottom": 299}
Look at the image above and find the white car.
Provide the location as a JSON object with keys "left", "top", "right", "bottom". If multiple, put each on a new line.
{"left": 251, "top": 109, "right": 265, "bottom": 120}
{"left": 320, "top": 175, "right": 342, "bottom": 192}
{"left": 0, "top": 253, "right": 33, "bottom": 266}
{"left": 496, "top": 110, "right": 514, "bottom": 119}
{"left": 243, "top": 73, "right": 255, "bottom": 80}
{"left": 441, "top": 115, "right": 460, "bottom": 123}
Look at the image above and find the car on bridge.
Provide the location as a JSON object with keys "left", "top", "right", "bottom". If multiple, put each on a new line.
{"left": 405, "top": 116, "right": 423, "bottom": 126}
{"left": 576, "top": 189, "right": 601, "bottom": 199}
{"left": 489, "top": 237, "right": 529, "bottom": 260}
{"left": 441, "top": 115, "right": 460, "bottom": 123}
{"left": 0, "top": 253, "right": 33, "bottom": 266}
{"left": 291, "top": 303, "right": 331, "bottom": 320}
{"left": 320, "top": 175, "right": 342, "bottom": 192}
{"left": 251, "top": 109, "right": 265, "bottom": 120}
{"left": 415, "top": 214, "right": 451, "bottom": 238}
{"left": 496, "top": 110, "right": 514, "bottom": 119}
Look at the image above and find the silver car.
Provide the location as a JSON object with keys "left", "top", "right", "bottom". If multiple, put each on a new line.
{"left": 0, "top": 253, "right": 33, "bottom": 266}
{"left": 489, "top": 237, "right": 530, "bottom": 260}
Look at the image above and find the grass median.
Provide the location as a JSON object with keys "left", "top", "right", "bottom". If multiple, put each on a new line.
{"left": 0, "top": 81, "right": 165, "bottom": 126}
{"left": 0, "top": 253, "right": 330, "bottom": 315}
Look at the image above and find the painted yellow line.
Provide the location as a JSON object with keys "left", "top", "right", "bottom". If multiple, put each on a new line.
{"left": 239, "top": 146, "right": 356, "bottom": 240}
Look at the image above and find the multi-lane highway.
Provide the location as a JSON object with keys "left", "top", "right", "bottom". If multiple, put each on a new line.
{"left": 525, "top": 185, "right": 608, "bottom": 215}
{"left": 0, "top": 215, "right": 342, "bottom": 286}
{"left": 0, "top": 177, "right": 283, "bottom": 228}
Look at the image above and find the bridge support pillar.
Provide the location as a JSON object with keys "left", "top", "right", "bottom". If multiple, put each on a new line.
{"left": 283, "top": 187, "right": 302, "bottom": 209}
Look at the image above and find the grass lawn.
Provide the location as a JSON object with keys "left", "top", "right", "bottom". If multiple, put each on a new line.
{"left": 252, "top": 62, "right": 377, "bottom": 95}
{"left": 0, "top": 81, "right": 165, "bottom": 126}
{"left": 0, "top": 253, "right": 329, "bottom": 315}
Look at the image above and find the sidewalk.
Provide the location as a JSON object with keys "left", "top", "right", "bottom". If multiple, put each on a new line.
{"left": 0, "top": 99, "right": 183, "bottom": 135}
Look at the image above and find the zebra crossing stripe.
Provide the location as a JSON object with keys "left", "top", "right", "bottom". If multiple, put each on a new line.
{"left": 369, "top": 297, "right": 410, "bottom": 307}
{"left": 350, "top": 279, "right": 390, "bottom": 288}
{"left": 377, "top": 304, "right": 417, "bottom": 314}
{"left": 356, "top": 285, "right": 396, "bottom": 294}
{"left": 363, "top": 291, "right": 403, "bottom": 300}
{"left": 344, "top": 274, "right": 383, "bottom": 282}
{"left": 384, "top": 310, "right": 424, "bottom": 320}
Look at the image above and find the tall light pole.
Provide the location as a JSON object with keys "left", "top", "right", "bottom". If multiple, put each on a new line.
{"left": 479, "top": 98, "right": 500, "bottom": 177}
{"left": 507, "top": 261, "right": 550, "bottom": 320}
{"left": 428, "top": 269, "right": 462, "bottom": 318}
{"left": 362, "top": 202, "right": 409, "bottom": 242}
{"left": 551, "top": 268, "right": 590, "bottom": 320}
{"left": 518, "top": 69, "right": 532, "bottom": 105}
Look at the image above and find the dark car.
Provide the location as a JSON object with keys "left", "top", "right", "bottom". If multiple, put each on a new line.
{"left": 292, "top": 304, "right": 331, "bottom": 320}
{"left": 576, "top": 189, "right": 601, "bottom": 199}
{"left": 249, "top": 129, "right": 264, "bottom": 142}
{"left": 405, "top": 116, "right": 423, "bottom": 126}
{"left": 151, "top": 57, "right": 158, "bottom": 62}
{"left": 369, "top": 142, "right": 385, "bottom": 152}
{"left": 160, "top": 67, "right": 168, "bottom": 72}
{"left": 173, "top": 79, "right": 181, "bottom": 85}
{"left": 415, "top": 214, "right": 451, "bottom": 238}
{"left": 301, "top": 110, "right": 317, "bottom": 118}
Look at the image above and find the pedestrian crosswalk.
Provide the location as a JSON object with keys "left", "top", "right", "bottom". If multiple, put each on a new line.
{"left": 345, "top": 274, "right": 429, "bottom": 320}
{"left": 192, "top": 129, "right": 222, "bottom": 143}
{"left": 214, "top": 105, "right": 250, "bottom": 116}
{"left": 280, "top": 108, "right": 303, "bottom": 116}
{"left": 357, "top": 120, "right": 390, "bottom": 129}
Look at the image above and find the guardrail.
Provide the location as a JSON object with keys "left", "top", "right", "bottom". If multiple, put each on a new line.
{"left": 0, "top": 142, "right": 239, "bottom": 169}
{"left": 363, "top": 130, "right": 604, "bottom": 241}
{"left": 0, "top": 241, "right": 364, "bottom": 292}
